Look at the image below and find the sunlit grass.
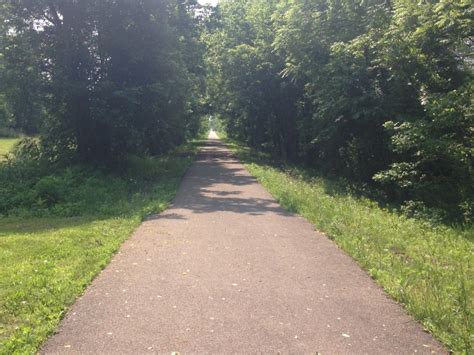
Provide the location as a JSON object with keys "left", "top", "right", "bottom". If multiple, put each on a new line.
{"left": 0, "top": 217, "right": 140, "bottom": 353}
{"left": 0, "top": 138, "right": 19, "bottom": 162}
{"left": 227, "top": 140, "right": 473, "bottom": 354}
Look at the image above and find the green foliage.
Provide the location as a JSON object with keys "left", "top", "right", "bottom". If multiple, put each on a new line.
{"left": 375, "top": 84, "right": 474, "bottom": 221}
{"left": 0, "top": 3, "right": 45, "bottom": 135}
{"left": 1, "top": 0, "right": 205, "bottom": 163}
{"left": 0, "top": 127, "right": 18, "bottom": 138}
{"left": 205, "top": 0, "right": 473, "bottom": 222}
{"left": 203, "top": 0, "right": 300, "bottom": 159}
{"left": 0, "top": 140, "right": 198, "bottom": 218}
{"left": 198, "top": 116, "right": 211, "bottom": 139}
{"left": 228, "top": 140, "right": 473, "bottom": 353}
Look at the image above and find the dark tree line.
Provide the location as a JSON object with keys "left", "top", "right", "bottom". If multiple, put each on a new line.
{"left": 0, "top": 0, "right": 204, "bottom": 162}
{"left": 204, "top": 0, "right": 473, "bottom": 222}
{"left": 1, "top": 0, "right": 472, "bottom": 221}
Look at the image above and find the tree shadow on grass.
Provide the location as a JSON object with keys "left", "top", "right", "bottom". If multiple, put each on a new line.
{"left": 0, "top": 216, "right": 99, "bottom": 236}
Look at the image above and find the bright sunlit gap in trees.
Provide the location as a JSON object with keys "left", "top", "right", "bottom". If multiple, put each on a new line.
{"left": 198, "top": 0, "right": 219, "bottom": 6}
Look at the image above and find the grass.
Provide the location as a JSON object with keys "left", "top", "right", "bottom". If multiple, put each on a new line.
{"left": 0, "top": 141, "right": 200, "bottom": 354}
{"left": 0, "top": 138, "right": 19, "bottom": 162}
{"left": 225, "top": 139, "right": 473, "bottom": 354}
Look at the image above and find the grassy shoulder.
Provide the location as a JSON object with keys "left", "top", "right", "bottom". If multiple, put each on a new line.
{"left": 0, "top": 141, "right": 200, "bottom": 354}
{"left": 0, "top": 138, "right": 19, "bottom": 162}
{"left": 225, "top": 139, "right": 473, "bottom": 353}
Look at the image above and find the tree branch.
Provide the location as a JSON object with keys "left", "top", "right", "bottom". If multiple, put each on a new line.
{"left": 47, "top": 2, "right": 62, "bottom": 27}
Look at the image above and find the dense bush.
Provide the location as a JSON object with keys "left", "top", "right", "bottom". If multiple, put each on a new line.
{"left": 0, "top": 139, "right": 194, "bottom": 218}
{"left": 0, "top": 126, "right": 18, "bottom": 138}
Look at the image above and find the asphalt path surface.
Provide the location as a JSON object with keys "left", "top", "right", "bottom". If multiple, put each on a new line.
{"left": 42, "top": 132, "right": 444, "bottom": 354}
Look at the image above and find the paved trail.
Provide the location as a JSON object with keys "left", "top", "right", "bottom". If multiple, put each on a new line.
{"left": 43, "top": 133, "right": 444, "bottom": 354}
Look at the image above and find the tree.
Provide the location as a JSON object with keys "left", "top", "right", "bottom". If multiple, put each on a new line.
{"left": 4, "top": 0, "right": 203, "bottom": 162}
{"left": 204, "top": 0, "right": 300, "bottom": 159}
{"left": 205, "top": 0, "right": 473, "bottom": 221}
{"left": 0, "top": 2, "right": 45, "bottom": 134}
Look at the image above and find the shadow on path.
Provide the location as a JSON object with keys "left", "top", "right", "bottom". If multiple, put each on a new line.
{"left": 158, "top": 138, "right": 294, "bottom": 219}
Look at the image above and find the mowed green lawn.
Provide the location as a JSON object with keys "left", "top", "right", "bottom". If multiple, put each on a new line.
{"left": 227, "top": 141, "right": 473, "bottom": 354}
{"left": 0, "top": 143, "right": 199, "bottom": 353}
{"left": 0, "top": 138, "right": 19, "bottom": 161}
{"left": 0, "top": 217, "right": 140, "bottom": 353}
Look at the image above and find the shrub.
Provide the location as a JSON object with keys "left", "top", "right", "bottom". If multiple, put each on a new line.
{"left": 34, "top": 176, "right": 66, "bottom": 207}
{"left": 0, "top": 126, "right": 20, "bottom": 138}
